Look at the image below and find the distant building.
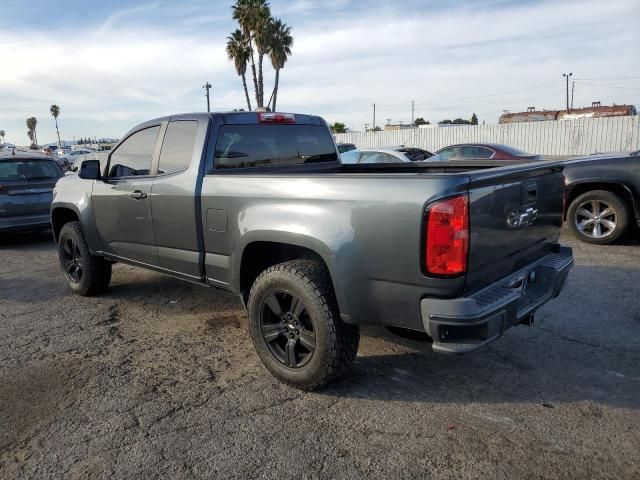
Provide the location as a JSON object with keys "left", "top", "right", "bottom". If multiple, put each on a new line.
{"left": 384, "top": 124, "right": 416, "bottom": 131}
{"left": 499, "top": 103, "right": 636, "bottom": 124}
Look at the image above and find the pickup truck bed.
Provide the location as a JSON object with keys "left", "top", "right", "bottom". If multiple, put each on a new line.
{"left": 51, "top": 112, "right": 573, "bottom": 389}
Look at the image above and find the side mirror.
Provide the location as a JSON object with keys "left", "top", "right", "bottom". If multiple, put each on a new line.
{"left": 78, "top": 159, "right": 101, "bottom": 180}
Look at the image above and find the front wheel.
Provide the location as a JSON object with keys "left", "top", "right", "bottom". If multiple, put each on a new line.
{"left": 247, "top": 260, "right": 360, "bottom": 390}
{"left": 567, "top": 190, "right": 629, "bottom": 245}
{"left": 57, "top": 221, "right": 112, "bottom": 295}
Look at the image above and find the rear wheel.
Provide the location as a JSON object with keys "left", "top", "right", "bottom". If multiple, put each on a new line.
{"left": 567, "top": 190, "right": 629, "bottom": 245}
{"left": 247, "top": 260, "right": 360, "bottom": 390}
{"left": 58, "top": 221, "right": 112, "bottom": 295}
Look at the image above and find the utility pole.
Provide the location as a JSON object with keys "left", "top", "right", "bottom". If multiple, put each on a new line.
{"left": 571, "top": 81, "right": 575, "bottom": 109}
{"left": 203, "top": 82, "right": 212, "bottom": 112}
{"left": 562, "top": 73, "right": 572, "bottom": 112}
{"left": 372, "top": 103, "right": 376, "bottom": 132}
{"left": 411, "top": 100, "right": 415, "bottom": 125}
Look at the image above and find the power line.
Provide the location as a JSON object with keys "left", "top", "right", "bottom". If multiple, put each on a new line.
{"left": 573, "top": 76, "right": 640, "bottom": 81}
{"left": 574, "top": 80, "right": 640, "bottom": 90}
{"left": 413, "top": 81, "right": 560, "bottom": 106}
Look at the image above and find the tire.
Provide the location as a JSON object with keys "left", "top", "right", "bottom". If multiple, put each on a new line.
{"left": 567, "top": 190, "right": 629, "bottom": 245}
{"left": 247, "top": 260, "right": 360, "bottom": 390}
{"left": 57, "top": 221, "right": 112, "bottom": 295}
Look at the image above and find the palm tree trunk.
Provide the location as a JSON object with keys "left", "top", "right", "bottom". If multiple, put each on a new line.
{"left": 248, "top": 37, "right": 259, "bottom": 107}
{"left": 272, "top": 68, "right": 280, "bottom": 113}
{"left": 55, "top": 119, "right": 61, "bottom": 147}
{"left": 258, "top": 53, "right": 264, "bottom": 107}
{"left": 241, "top": 73, "right": 252, "bottom": 111}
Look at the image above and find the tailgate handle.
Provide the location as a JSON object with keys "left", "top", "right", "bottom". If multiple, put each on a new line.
{"left": 522, "top": 182, "right": 537, "bottom": 205}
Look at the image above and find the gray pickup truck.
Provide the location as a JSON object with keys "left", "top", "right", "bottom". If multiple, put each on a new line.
{"left": 51, "top": 112, "right": 573, "bottom": 389}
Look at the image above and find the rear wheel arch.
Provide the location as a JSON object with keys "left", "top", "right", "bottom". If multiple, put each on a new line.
{"left": 51, "top": 207, "right": 80, "bottom": 242}
{"left": 238, "top": 241, "right": 339, "bottom": 307}
{"left": 566, "top": 181, "right": 636, "bottom": 219}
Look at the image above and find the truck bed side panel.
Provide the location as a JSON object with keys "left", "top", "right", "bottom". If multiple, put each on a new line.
{"left": 200, "top": 174, "right": 469, "bottom": 330}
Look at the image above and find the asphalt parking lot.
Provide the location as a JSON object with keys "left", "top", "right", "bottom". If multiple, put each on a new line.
{"left": 1, "top": 231, "right": 639, "bottom": 480}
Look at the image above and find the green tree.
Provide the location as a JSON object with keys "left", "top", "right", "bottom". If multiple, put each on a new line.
{"left": 470, "top": 113, "right": 478, "bottom": 125}
{"left": 0, "top": 130, "right": 5, "bottom": 144}
{"left": 253, "top": 4, "right": 272, "bottom": 107}
{"left": 414, "top": 117, "right": 428, "bottom": 126}
{"left": 452, "top": 118, "right": 470, "bottom": 124}
{"left": 329, "top": 122, "right": 347, "bottom": 133}
{"left": 230, "top": 0, "right": 293, "bottom": 110}
{"left": 26, "top": 117, "right": 38, "bottom": 146}
{"left": 226, "top": 29, "right": 253, "bottom": 111}
{"left": 267, "top": 18, "right": 293, "bottom": 112}
{"left": 232, "top": 0, "right": 271, "bottom": 108}
{"left": 50, "top": 104, "right": 61, "bottom": 146}
{"left": 438, "top": 119, "right": 452, "bottom": 124}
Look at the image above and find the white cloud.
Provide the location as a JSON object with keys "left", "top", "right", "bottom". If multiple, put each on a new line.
{"left": 0, "top": 0, "right": 638, "bottom": 144}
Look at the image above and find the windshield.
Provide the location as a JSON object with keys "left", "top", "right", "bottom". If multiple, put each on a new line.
{"left": 0, "top": 160, "right": 62, "bottom": 181}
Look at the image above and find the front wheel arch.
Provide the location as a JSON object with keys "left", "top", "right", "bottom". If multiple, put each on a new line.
{"left": 51, "top": 207, "right": 80, "bottom": 242}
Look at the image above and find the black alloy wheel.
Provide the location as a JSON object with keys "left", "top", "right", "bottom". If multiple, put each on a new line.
{"left": 61, "top": 236, "right": 84, "bottom": 284}
{"left": 260, "top": 291, "right": 316, "bottom": 368}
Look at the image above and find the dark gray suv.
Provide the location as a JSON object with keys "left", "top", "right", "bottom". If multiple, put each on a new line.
{"left": 0, "top": 154, "right": 63, "bottom": 233}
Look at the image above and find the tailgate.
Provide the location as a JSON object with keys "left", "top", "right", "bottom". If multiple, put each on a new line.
{"left": 464, "top": 162, "right": 565, "bottom": 294}
{"left": 0, "top": 180, "right": 57, "bottom": 217}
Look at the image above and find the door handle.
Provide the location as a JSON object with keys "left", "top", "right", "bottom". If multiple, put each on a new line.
{"left": 129, "top": 190, "right": 147, "bottom": 200}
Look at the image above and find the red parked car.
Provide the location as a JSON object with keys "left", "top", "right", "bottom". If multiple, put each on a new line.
{"left": 436, "top": 143, "right": 541, "bottom": 161}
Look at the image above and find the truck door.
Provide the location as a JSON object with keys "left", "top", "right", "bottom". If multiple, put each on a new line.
{"left": 150, "top": 119, "right": 204, "bottom": 279}
{"left": 92, "top": 125, "right": 160, "bottom": 266}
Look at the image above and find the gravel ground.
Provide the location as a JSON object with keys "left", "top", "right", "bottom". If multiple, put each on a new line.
{"left": 1, "top": 230, "right": 639, "bottom": 480}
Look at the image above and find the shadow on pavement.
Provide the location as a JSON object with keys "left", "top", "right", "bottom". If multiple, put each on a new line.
{"left": 0, "top": 229, "right": 55, "bottom": 248}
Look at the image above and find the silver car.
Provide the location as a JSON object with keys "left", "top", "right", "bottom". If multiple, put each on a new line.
{"left": 340, "top": 146, "right": 442, "bottom": 164}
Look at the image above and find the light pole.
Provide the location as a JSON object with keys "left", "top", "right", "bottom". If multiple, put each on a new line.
{"left": 203, "top": 82, "right": 212, "bottom": 112}
{"left": 562, "top": 73, "right": 572, "bottom": 112}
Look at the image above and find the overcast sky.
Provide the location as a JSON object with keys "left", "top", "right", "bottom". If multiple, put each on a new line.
{"left": 1, "top": 0, "right": 639, "bottom": 144}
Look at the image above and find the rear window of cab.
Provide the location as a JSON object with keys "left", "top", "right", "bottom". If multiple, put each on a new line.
{"left": 0, "top": 160, "right": 62, "bottom": 182}
{"left": 214, "top": 124, "right": 338, "bottom": 169}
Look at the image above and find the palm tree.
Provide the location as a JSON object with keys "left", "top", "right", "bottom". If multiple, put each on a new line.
{"left": 267, "top": 19, "right": 293, "bottom": 112}
{"left": 329, "top": 122, "right": 347, "bottom": 134}
{"left": 26, "top": 117, "right": 38, "bottom": 146}
{"left": 0, "top": 130, "right": 5, "bottom": 144}
{"left": 50, "top": 105, "right": 61, "bottom": 147}
{"left": 253, "top": 6, "right": 272, "bottom": 108}
{"left": 233, "top": 0, "right": 262, "bottom": 107}
{"left": 226, "top": 30, "right": 252, "bottom": 111}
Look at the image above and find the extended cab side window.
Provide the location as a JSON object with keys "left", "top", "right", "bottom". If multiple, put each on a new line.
{"left": 213, "top": 124, "right": 338, "bottom": 169}
{"left": 108, "top": 126, "right": 160, "bottom": 178}
{"left": 157, "top": 121, "right": 198, "bottom": 175}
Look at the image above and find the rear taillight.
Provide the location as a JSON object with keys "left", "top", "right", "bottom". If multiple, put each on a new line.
{"left": 425, "top": 195, "right": 469, "bottom": 276}
{"left": 562, "top": 179, "right": 567, "bottom": 217}
{"left": 258, "top": 112, "right": 296, "bottom": 124}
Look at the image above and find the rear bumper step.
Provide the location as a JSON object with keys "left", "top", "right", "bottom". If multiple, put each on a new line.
{"left": 421, "top": 246, "right": 573, "bottom": 354}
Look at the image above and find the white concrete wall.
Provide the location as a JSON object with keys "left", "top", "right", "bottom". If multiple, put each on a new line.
{"left": 334, "top": 116, "right": 640, "bottom": 155}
